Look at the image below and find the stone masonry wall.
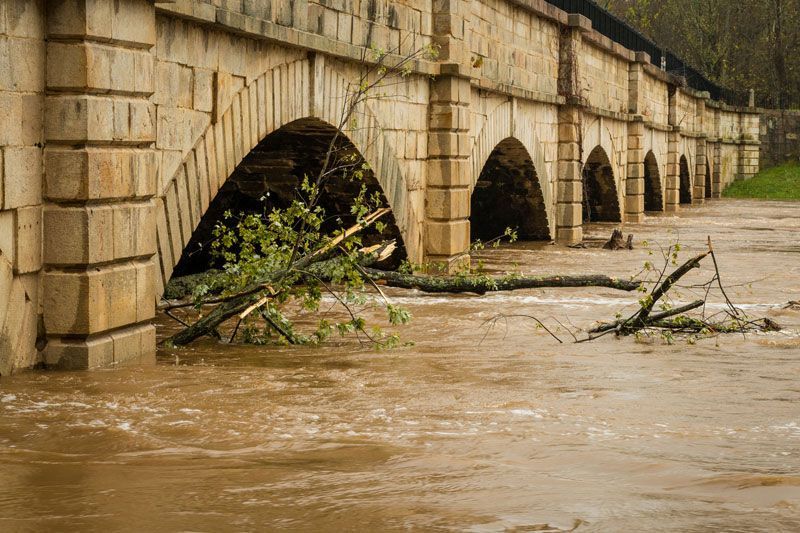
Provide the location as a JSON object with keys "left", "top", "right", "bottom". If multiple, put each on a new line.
{"left": 165, "top": 0, "right": 434, "bottom": 57}
{"left": 580, "top": 42, "right": 628, "bottom": 113}
{"left": 469, "top": 0, "right": 560, "bottom": 96}
{"left": 0, "top": 1, "right": 45, "bottom": 375}
{"left": 638, "top": 70, "right": 669, "bottom": 126}
{"left": 675, "top": 89, "right": 697, "bottom": 132}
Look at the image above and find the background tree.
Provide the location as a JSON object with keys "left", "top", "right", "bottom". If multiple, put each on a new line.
{"left": 604, "top": 0, "right": 800, "bottom": 108}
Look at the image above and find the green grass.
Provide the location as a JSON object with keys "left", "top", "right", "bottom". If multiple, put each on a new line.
{"left": 723, "top": 161, "right": 800, "bottom": 200}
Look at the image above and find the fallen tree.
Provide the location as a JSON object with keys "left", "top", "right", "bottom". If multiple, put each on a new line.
{"left": 482, "top": 237, "right": 781, "bottom": 345}
{"left": 582, "top": 237, "right": 780, "bottom": 342}
{"left": 165, "top": 234, "right": 641, "bottom": 346}
{"left": 361, "top": 268, "right": 638, "bottom": 294}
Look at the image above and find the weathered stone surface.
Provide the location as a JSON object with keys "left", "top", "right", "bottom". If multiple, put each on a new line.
{"left": 1, "top": 0, "right": 763, "bottom": 371}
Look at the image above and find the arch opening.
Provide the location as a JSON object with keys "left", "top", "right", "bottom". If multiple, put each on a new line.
{"left": 582, "top": 146, "right": 621, "bottom": 223}
{"left": 643, "top": 151, "right": 663, "bottom": 212}
{"left": 470, "top": 137, "right": 550, "bottom": 242}
{"left": 705, "top": 160, "right": 713, "bottom": 199}
{"left": 171, "top": 118, "right": 405, "bottom": 278}
{"left": 679, "top": 155, "right": 692, "bottom": 204}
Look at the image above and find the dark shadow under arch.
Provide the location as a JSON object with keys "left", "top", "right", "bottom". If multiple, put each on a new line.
{"left": 679, "top": 155, "right": 692, "bottom": 204}
{"left": 583, "top": 146, "right": 621, "bottom": 223}
{"left": 644, "top": 151, "right": 663, "bottom": 212}
{"left": 705, "top": 160, "right": 713, "bottom": 199}
{"left": 470, "top": 137, "right": 550, "bottom": 242}
{"left": 171, "top": 118, "right": 406, "bottom": 277}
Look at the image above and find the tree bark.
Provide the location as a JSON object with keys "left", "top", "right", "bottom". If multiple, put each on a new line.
{"left": 361, "top": 268, "right": 640, "bottom": 294}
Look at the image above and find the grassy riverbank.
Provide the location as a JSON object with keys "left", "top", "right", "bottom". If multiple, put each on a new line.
{"left": 723, "top": 162, "right": 800, "bottom": 200}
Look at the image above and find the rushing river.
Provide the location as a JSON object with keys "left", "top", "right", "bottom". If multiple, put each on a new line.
{"left": 1, "top": 199, "right": 799, "bottom": 532}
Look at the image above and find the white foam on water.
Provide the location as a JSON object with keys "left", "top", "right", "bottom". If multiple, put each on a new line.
{"left": 509, "top": 409, "right": 545, "bottom": 419}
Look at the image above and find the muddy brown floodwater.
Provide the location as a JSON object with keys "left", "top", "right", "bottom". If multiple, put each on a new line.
{"left": 1, "top": 199, "right": 800, "bottom": 532}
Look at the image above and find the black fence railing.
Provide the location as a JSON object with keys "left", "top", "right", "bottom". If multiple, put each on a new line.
{"left": 543, "top": 0, "right": 751, "bottom": 107}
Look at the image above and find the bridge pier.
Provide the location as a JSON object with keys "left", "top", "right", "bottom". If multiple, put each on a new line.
{"left": 665, "top": 129, "right": 681, "bottom": 211}
{"left": 694, "top": 138, "right": 708, "bottom": 203}
{"left": 556, "top": 106, "right": 583, "bottom": 244}
{"left": 42, "top": 0, "right": 158, "bottom": 369}
{"left": 625, "top": 118, "right": 646, "bottom": 223}
{"left": 424, "top": 0, "right": 471, "bottom": 271}
{"left": 554, "top": 16, "right": 588, "bottom": 245}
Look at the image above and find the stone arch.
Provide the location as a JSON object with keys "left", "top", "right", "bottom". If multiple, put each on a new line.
{"left": 679, "top": 155, "right": 692, "bottom": 204}
{"left": 172, "top": 117, "right": 407, "bottom": 277}
{"left": 644, "top": 150, "right": 663, "bottom": 212}
{"left": 470, "top": 137, "right": 551, "bottom": 241}
{"left": 582, "top": 146, "right": 621, "bottom": 223}
{"left": 470, "top": 101, "right": 554, "bottom": 236}
{"left": 155, "top": 58, "right": 414, "bottom": 293}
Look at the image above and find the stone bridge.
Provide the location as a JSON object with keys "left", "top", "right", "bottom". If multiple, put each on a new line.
{"left": 0, "top": 0, "right": 760, "bottom": 373}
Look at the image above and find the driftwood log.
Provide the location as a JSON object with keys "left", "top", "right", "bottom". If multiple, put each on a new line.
{"left": 362, "top": 268, "right": 639, "bottom": 294}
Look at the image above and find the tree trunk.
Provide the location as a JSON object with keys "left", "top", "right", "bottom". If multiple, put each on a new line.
{"left": 361, "top": 268, "right": 640, "bottom": 294}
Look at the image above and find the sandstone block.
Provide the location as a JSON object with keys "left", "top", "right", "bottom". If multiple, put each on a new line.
{"left": 555, "top": 226, "right": 582, "bottom": 245}
{"left": 431, "top": 77, "right": 469, "bottom": 104}
{"left": 557, "top": 142, "right": 581, "bottom": 161}
{"left": 135, "top": 259, "right": 155, "bottom": 321}
{"left": 46, "top": 0, "right": 112, "bottom": 41}
{"left": 45, "top": 95, "right": 113, "bottom": 142}
{"left": 558, "top": 123, "right": 579, "bottom": 142}
{"left": 46, "top": 41, "right": 90, "bottom": 89}
{"left": 45, "top": 147, "right": 156, "bottom": 201}
{"left": 427, "top": 159, "right": 471, "bottom": 187}
{"left": 133, "top": 48, "right": 154, "bottom": 94}
{"left": 0, "top": 211, "right": 14, "bottom": 265}
{"left": 43, "top": 260, "right": 145, "bottom": 335}
{"left": 3, "top": 146, "right": 42, "bottom": 209}
{"left": 557, "top": 180, "right": 582, "bottom": 203}
{"left": 625, "top": 176, "right": 644, "bottom": 195}
{"left": 625, "top": 195, "right": 644, "bottom": 220}
{"left": 557, "top": 160, "right": 582, "bottom": 182}
{"left": 193, "top": 68, "right": 214, "bottom": 113}
{"left": 430, "top": 104, "right": 470, "bottom": 131}
{"left": 426, "top": 187, "right": 470, "bottom": 220}
{"left": 14, "top": 205, "right": 42, "bottom": 274}
{"left": 44, "top": 335, "right": 114, "bottom": 370}
{"left": 0, "top": 274, "right": 35, "bottom": 375}
{"left": 129, "top": 100, "right": 155, "bottom": 142}
{"left": 0, "top": 252, "right": 13, "bottom": 335}
{"left": 428, "top": 132, "right": 460, "bottom": 157}
{"left": 111, "top": 0, "right": 156, "bottom": 47}
{"left": 664, "top": 189, "right": 680, "bottom": 208}
{"left": 425, "top": 219, "right": 469, "bottom": 257}
{"left": 557, "top": 202, "right": 582, "bottom": 227}
{"left": 5, "top": 0, "right": 44, "bottom": 39}
{"left": 8, "top": 37, "right": 45, "bottom": 92}
{"left": 43, "top": 205, "right": 113, "bottom": 265}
